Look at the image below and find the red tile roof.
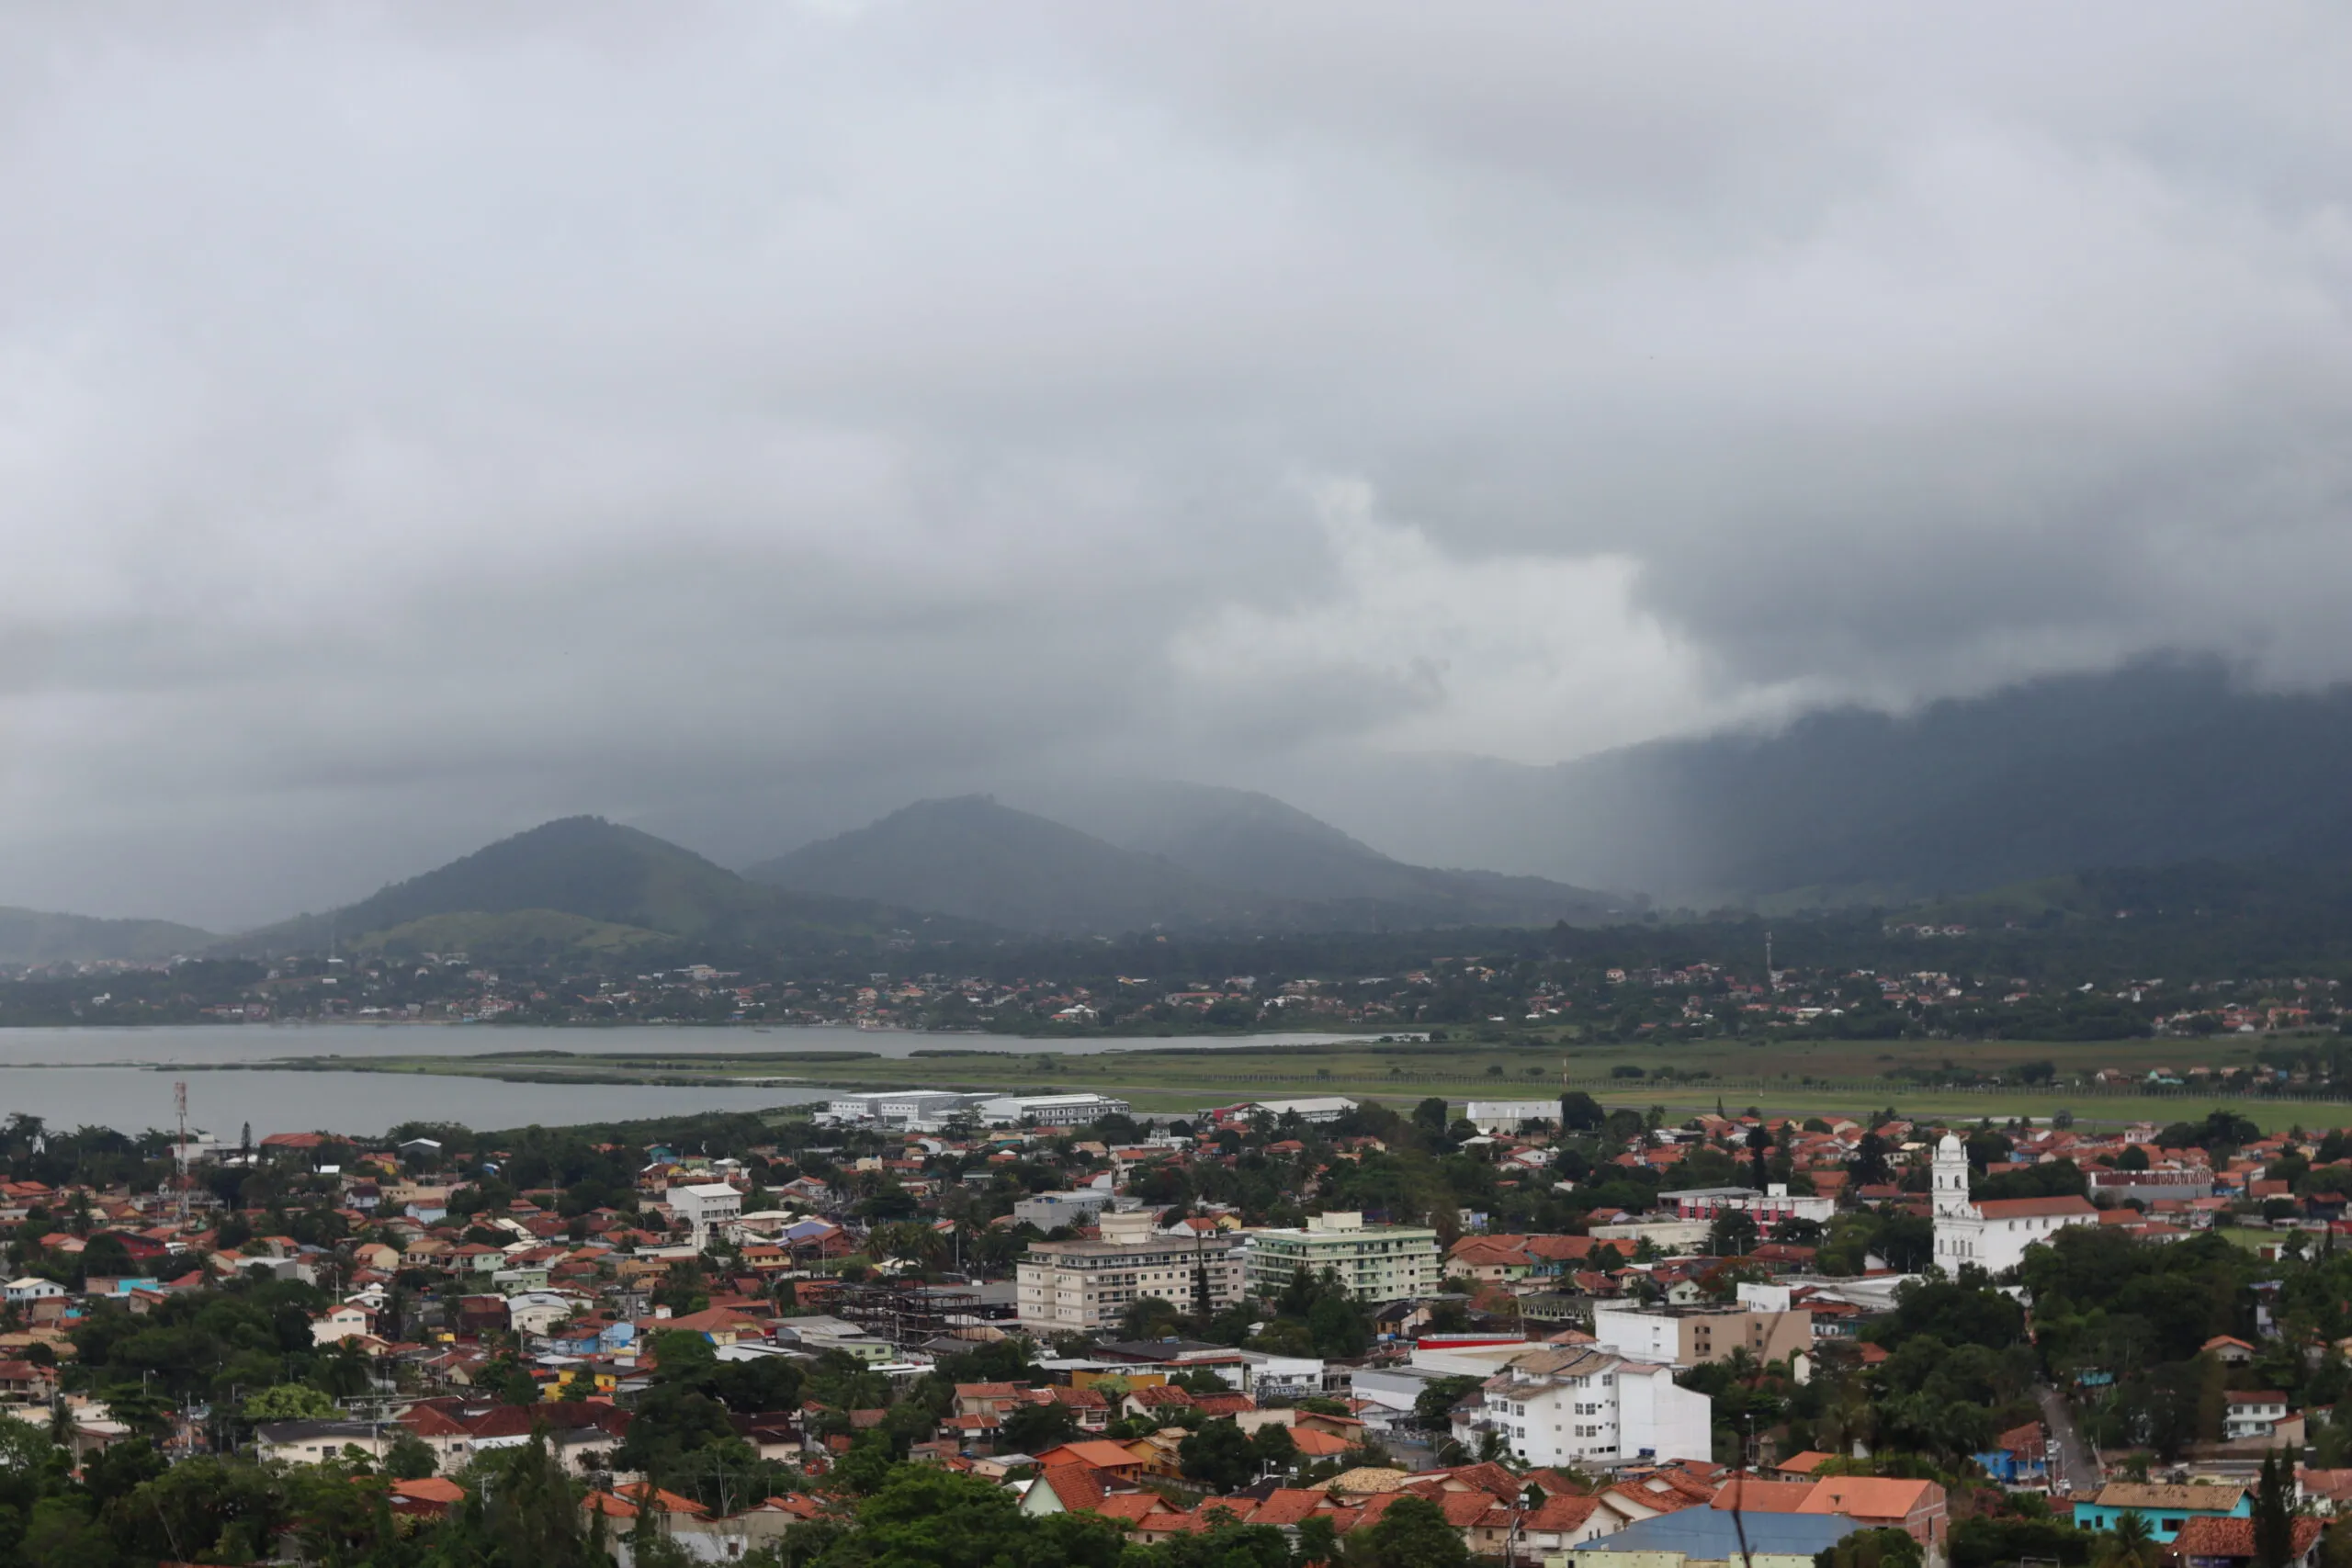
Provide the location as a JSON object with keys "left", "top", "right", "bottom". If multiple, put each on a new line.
{"left": 1974, "top": 1196, "right": 2098, "bottom": 1219}
{"left": 1095, "top": 1493, "right": 1170, "bottom": 1522}
{"left": 1037, "top": 1465, "right": 1108, "bottom": 1513}
{"left": 2171, "top": 1517, "right": 2322, "bottom": 1562}
{"left": 1710, "top": 1480, "right": 1815, "bottom": 1514}
{"left": 1799, "top": 1477, "right": 1941, "bottom": 1520}
{"left": 1246, "top": 1489, "right": 1329, "bottom": 1528}
{"left": 1526, "top": 1495, "right": 1600, "bottom": 1531}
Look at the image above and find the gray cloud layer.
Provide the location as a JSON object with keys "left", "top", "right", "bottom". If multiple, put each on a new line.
{"left": 4, "top": 4, "right": 2350, "bottom": 926}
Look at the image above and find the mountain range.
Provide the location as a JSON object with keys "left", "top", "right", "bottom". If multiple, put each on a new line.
{"left": 18, "top": 657, "right": 2352, "bottom": 960}
{"left": 743, "top": 789, "right": 1631, "bottom": 935}
{"left": 1277, "top": 657, "right": 2352, "bottom": 909}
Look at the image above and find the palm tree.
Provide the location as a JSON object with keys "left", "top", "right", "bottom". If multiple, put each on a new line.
{"left": 2098, "top": 1511, "right": 2158, "bottom": 1568}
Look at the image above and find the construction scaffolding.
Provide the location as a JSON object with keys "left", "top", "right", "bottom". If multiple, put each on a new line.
{"left": 831, "top": 1280, "right": 980, "bottom": 1348}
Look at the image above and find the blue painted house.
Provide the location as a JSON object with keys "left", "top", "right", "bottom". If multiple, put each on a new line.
{"left": 2073, "top": 1483, "right": 2248, "bottom": 1542}
{"left": 1973, "top": 1421, "right": 2047, "bottom": 1486}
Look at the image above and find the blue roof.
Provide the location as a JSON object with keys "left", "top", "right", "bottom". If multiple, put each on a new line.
{"left": 1581, "top": 1510, "right": 1860, "bottom": 1558}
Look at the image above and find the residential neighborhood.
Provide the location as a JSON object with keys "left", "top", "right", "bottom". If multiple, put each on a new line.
{"left": 3, "top": 1087, "right": 2352, "bottom": 1563}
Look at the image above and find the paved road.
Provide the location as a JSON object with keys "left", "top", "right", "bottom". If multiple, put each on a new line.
{"left": 2040, "top": 1384, "right": 2101, "bottom": 1496}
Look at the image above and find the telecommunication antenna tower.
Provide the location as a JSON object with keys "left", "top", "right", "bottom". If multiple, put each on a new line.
{"left": 174, "top": 1081, "right": 191, "bottom": 1224}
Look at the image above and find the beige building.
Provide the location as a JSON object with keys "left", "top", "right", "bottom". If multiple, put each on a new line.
{"left": 1241, "top": 1211, "right": 1440, "bottom": 1304}
{"left": 1589, "top": 1302, "right": 1812, "bottom": 1369}
{"left": 1017, "top": 1211, "right": 1244, "bottom": 1334}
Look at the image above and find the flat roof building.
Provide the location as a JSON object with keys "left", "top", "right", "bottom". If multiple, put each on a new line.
{"left": 978, "top": 1093, "right": 1131, "bottom": 1127}
{"left": 1204, "top": 1097, "right": 1359, "bottom": 1124}
{"left": 1017, "top": 1213, "right": 1243, "bottom": 1335}
{"left": 1013, "top": 1190, "right": 1116, "bottom": 1231}
{"left": 1659, "top": 1184, "right": 1838, "bottom": 1225}
{"left": 1590, "top": 1301, "right": 1813, "bottom": 1369}
{"left": 1465, "top": 1100, "right": 1569, "bottom": 1134}
{"left": 820, "top": 1090, "right": 988, "bottom": 1127}
{"left": 1241, "top": 1211, "right": 1439, "bottom": 1304}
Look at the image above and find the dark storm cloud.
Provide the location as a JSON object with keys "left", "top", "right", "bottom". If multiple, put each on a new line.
{"left": 3, "top": 3, "right": 2349, "bottom": 924}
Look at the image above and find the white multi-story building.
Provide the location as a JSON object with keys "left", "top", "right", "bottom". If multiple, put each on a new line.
{"left": 1930, "top": 1132, "right": 2098, "bottom": 1274}
{"left": 666, "top": 1182, "right": 742, "bottom": 1248}
{"left": 1449, "top": 1345, "right": 1711, "bottom": 1469}
{"left": 1660, "top": 1182, "right": 1838, "bottom": 1227}
{"left": 1591, "top": 1301, "right": 1813, "bottom": 1369}
{"left": 978, "top": 1092, "right": 1131, "bottom": 1127}
{"left": 1241, "top": 1211, "right": 1440, "bottom": 1304}
{"left": 1017, "top": 1211, "right": 1244, "bottom": 1333}
{"left": 2224, "top": 1392, "right": 2293, "bottom": 1441}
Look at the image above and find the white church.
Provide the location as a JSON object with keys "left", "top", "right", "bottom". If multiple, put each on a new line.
{"left": 1930, "top": 1131, "right": 2099, "bottom": 1275}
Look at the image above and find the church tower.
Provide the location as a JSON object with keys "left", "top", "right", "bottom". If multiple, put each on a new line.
{"left": 1931, "top": 1132, "right": 1972, "bottom": 1218}
{"left": 1930, "top": 1131, "right": 1975, "bottom": 1271}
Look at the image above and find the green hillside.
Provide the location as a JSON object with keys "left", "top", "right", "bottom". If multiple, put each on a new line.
{"left": 746, "top": 796, "right": 1253, "bottom": 934}
{"left": 356, "top": 908, "right": 669, "bottom": 957}
{"left": 223, "top": 817, "right": 944, "bottom": 956}
{"left": 749, "top": 790, "right": 1633, "bottom": 934}
{"left": 0, "top": 907, "right": 216, "bottom": 967}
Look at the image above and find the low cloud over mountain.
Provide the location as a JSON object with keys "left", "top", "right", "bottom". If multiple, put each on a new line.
{"left": 7, "top": 8, "right": 2352, "bottom": 925}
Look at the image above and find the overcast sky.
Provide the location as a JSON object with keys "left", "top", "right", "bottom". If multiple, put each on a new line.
{"left": 6, "top": 4, "right": 2352, "bottom": 927}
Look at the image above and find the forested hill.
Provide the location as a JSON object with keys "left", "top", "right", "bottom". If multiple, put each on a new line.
{"left": 746, "top": 790, "right": 1630, "bottom": 935}
{"left": 1283, "top": 658, "right": 2352, "bottom": 908}
{"left": 932, "top": 854, "right": 2352, "bottom": 1003}
{"left": 746, "top": 796, "right": 1254, "bottom": 934}
{"left": 217, "top": 817, "right": 959, "bottom": 957}
{"left": 0, "top": 907, "right": 215, "bottom": 966}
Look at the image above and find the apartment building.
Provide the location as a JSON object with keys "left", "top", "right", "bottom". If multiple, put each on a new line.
{"left": 666, "top": 1182, "right": 741, "bottom": 1247}
{"left": 1017, "top": 1211, "right": 1244, "bottom": 1334}
{"left": 1241, "top": 1211, "right": 1440, "bottom": 1304}
{"left": 1590, "top": 1302, "right": 1813, "bottom": 1369}
{"left": 1451, "top": 1345, "right": 1711, "bottom": 1469}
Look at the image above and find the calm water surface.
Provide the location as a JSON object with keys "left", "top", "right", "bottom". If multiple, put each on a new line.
{"left": 0, "top": 1022, "right": 1365, "bottom": 1066}
{"left": 0, "top": 1023, "right": 1372, "bottom": 1137}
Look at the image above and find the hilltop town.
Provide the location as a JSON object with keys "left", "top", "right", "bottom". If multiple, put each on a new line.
{"left": 0, "top": 1090, "right": 2350, "bottom": 1564}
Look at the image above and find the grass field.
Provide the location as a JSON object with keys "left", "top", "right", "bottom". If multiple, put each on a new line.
{"left": 284, "top": 1027, "right": 2352, "bottom": 1133}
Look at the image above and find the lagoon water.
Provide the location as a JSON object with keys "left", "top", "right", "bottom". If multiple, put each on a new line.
{"left": 0, "top": 1023, "right": 1366, "bottom": 1137}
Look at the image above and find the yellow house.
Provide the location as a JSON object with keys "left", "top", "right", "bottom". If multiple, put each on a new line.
{"left": 545, "top": 1366, "right": 618, "bottom": 1399}
{"left": 1125, "top": 1429, "right": 1189, "bottom": 1480}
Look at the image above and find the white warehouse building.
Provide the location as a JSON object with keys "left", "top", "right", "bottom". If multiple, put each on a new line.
{"left": 978, "top": 1092, "right": 1131, "bottom": 1127}
{"left": 1221, "top": 1097, "right": 1359, "bottom": 1124}
{"left": 1465, "top": 1100, "right": 1571, "bottom": 1134}
{"left": 821, "top": 1090, "right": 988, "bottom": 1127}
